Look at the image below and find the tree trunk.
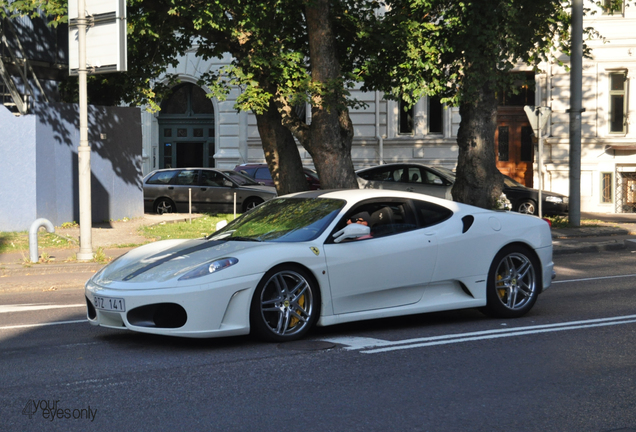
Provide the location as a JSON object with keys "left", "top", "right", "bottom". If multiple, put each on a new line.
{"left": 452, "top": 82, "right": 504, "bottom": 209}
{"left": 254, "top": 99, "right": 309, "bottom": 196}
{"left": 302, "top": 0, "right": 358, "bottom": 190}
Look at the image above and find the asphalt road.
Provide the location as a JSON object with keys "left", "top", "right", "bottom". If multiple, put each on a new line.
{"left": 1, "top": 250, "right": 636, "bottom": 432}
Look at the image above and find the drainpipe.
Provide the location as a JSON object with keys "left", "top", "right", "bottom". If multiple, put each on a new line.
{"left": 29, "top": 218, "right": 55, "bottom": 263}
{"left": 375, "top": 91, "right": 384, "bottom": 164}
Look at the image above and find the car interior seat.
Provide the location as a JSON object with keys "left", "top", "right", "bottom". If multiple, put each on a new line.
{"left": 370, "top": 207, "right": 395, "bottom": 237}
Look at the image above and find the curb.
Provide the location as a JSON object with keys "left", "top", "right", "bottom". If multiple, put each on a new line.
{"left": 552, "top": 239, "right": 630, "bottom": 255}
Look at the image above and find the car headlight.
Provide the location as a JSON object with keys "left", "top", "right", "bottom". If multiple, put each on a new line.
{"left": 178, "top": 257, "right": 239, "bottom": 281}
{"left": 545, "top": 196, "right": 563, "bottom": 204}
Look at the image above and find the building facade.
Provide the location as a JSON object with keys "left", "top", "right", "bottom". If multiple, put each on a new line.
{"left": 534, "top": 2, "right": 636, "bottom": 213}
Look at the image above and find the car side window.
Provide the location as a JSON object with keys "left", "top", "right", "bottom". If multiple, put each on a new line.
{"left": 176, "top": 170, "right": 198, "bottom": 186}
{"left": 331, "top": 200, "right": 418, "bottom": 242}
{"left": 146, "top": 170, "right": 177, "bottom": 185}
{"left": 360, "top": 167, "right": 395, "bottom": 182}
{"left": 421, "top": 169, "right": 445, "bottom": 185}
{"left": 411, "top": 199, "right": 453, "bottom": 228}
{"left": 394, "top": 168, "right": 409, "bottom": 183}
{"left": 200, "top": 170, "right": 225, "bottom": 187}
{"left": 406, "top": 167, "right": 421, "bottom": 183}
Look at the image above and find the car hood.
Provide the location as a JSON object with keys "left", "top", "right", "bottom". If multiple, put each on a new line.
{"left": 91, "top": 238, "right": 265, "bottom": 286}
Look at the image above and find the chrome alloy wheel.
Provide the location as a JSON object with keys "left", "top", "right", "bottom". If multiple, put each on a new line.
{"left": 155, "top": 199, "right": 174, "bottom": 214}
{"left": 494, "top": 252, "right": 537, "bottom": 311}
{"left": 259, "top": 270, "right": 315, "bottom": 338}
{"left": 517, "top": 201, "right": 536, "bottom": 215}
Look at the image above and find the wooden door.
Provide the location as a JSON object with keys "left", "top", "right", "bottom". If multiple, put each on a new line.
{"left": 495, "top": 107, "right": 534, "bottom": 186}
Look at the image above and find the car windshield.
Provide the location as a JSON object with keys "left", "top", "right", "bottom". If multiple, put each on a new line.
{"left": 208, "top": 198, "right": 345, "bottom": 242}
{"left": 503, "top": 176, "right": 526, "bottom": 188}
{"left": 221, "top": 170, "right": 261, "bottom": 186}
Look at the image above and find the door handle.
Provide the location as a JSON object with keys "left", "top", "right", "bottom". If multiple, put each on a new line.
{"left": 200, "top": 188, "right": 207, "bottom": 191}
{"left": 168, "top": 187, "right": 174, "bottom": 190}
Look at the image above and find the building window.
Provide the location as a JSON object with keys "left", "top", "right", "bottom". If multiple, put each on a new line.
{"left": 520, "top": 126, "right": 533, "bottom": 162}
{"left": 498, "top": 126, "right": 509, "bottom": 161}
{"left": 163, "top": 142, "right": 172, "bottom": 168}
{"left": 609, "top": 72, "right": 627, "bottom": 134}
{"left": 603, "top": 0, "right": 623, "bottom": 14}
{"left": 428, "top": 96, "right": 443, "bottom": 134}
{"left": 399, "top": 98, "right": 414, "bottom": 134}
{"left": 601, "top": 172, "right": 613, "bottom": 203}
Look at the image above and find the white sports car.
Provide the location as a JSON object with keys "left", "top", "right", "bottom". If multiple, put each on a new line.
{"left": 85, "top": 189, "right": 554, "bottom": 342}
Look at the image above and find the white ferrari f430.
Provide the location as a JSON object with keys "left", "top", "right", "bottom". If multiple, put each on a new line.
{"left": 85, "top": 189, "right": 554, "bottom": 342}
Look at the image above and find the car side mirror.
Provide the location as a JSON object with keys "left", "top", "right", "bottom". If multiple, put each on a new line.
{"left": 333, "top": 223, "right": 371, "bottom": 243}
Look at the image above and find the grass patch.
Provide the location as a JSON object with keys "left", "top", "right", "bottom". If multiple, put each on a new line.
{"left": 0, "top": 231, "right": 77, "bottom": 254}
{"left": 139, "top": 214, "right": 236, "bottom": 241}
{"left": 0, "top": 214, "right": 236, "bottom": 255}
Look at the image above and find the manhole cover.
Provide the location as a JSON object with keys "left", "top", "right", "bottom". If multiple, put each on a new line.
{"left": 277, "top": 340, "right": 336, "bottom": 351}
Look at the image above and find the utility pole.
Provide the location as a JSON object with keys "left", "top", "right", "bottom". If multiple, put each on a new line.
{"left": 76, "top": 0, "right": 94, "bottom": 261}
{"left": 569, "top": 0, "right": 583, "bottom": 227}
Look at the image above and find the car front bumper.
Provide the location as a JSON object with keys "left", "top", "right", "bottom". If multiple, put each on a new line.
{"left": 84, "top": 273, "right": 263, "bottom": 338}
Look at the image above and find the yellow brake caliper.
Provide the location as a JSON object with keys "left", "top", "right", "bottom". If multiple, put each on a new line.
{"left": 289, "top": 295, "right": 305, "bottom": 328}
{"left": 496, "top": 274, "right": 507, "bottom": 300}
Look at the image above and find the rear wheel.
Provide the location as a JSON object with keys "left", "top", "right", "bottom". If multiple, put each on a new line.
{"left": 250, "top": 266, "right": 320, "bottom": 342}
{"left": 482, "top": 245, "right": 540, "bottom": 318}
{"left": 517, "top": 200, "right": 536, "bottom": 215}
{"left": 154, "top": 198, "right": 175, "bottom": 215}
{"left": 243, "top": 197, "right": 263, "bottom": 212}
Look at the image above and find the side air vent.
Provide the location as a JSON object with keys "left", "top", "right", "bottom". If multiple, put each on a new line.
{"left": 461, "top": 215, "right": 474, "bottom": 233}
{"left": 459, "top": 282, "right": 474, "bottom": 298}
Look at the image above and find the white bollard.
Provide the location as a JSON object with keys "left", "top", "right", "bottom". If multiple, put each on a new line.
{"left": 29, "top": 218, "right": 55, "bottom": 263}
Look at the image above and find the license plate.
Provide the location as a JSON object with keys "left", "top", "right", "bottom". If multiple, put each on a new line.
{"left": 93, "top": 296, "right": 126, "bottom": 312}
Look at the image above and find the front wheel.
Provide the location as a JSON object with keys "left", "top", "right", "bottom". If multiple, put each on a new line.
{"left": 517, "top": 200, "right": 536, "bottom": 215}
{"left": 250, "top": 266, "right": 320, "bottom": 342}
{"left": 482, "top": 245, "right": 541, "bottom": 318}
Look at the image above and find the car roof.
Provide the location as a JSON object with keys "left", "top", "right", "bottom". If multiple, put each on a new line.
{"left": 283, "top": 188, "right": 464, "bottom": 209}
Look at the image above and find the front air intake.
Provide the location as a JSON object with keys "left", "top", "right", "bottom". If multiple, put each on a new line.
{"left": 127, "top": 303, "right": 187, "bottom": 328}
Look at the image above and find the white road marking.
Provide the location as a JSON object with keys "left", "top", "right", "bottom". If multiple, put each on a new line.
{"left": 322, "top": 314, "right": 636, "bottom": 354}
{"left": 552, "top": 273, "right": 636, "bottom": 284}
{"left": 0, "top": 319, "right": 87, "bottom": 330}
{"left": 0, "top": 303, "right": 85, "bottom": 313}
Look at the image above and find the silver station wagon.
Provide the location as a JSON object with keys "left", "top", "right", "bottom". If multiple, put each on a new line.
{"left": 144, "top": 168, "right": 277, "bottom": 214}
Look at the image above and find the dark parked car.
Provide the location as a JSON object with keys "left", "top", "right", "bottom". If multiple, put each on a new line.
{"left": 144, "top": 168, "right": 277, "bottom": 214}
{"left": 234, "top": 163, "right": 321, "bottom": 190}
{"left": 357, "top": 163, "right": 568, "bottom": 216}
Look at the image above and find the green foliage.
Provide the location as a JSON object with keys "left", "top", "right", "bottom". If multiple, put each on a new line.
{"left": 363, "top": 0, "right": 572, "bottom": 107}
{"left": 0, "top": 0, "right": 67, "bottom": 26}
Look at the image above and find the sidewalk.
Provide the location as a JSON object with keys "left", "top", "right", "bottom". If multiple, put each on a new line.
{"left": 1, "top": 211, "right": 635, "bottom": 278}
{"left": 552, "top": 211, "right": 636, "bottom": 255}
